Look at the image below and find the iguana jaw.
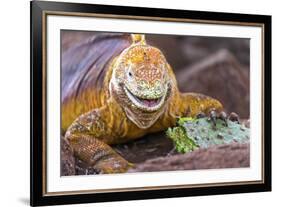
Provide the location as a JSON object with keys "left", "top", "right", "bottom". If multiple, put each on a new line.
{"left": 124, "top": 85, "right": 167, "bottom": 112}
{"left": 124, "top": 106, "right": 166, "bottom": 129}
{"left": 110, "top": 78, "right": 171, "bottom": 129}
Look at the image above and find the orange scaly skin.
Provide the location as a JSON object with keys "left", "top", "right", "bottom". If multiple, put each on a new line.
{"left": 64, "top": 34, "right": 223, "bottom": 173}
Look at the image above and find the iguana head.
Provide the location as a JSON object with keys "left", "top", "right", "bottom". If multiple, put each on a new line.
{"left": 110, "top": 34, "right": 173, "bottom": 129}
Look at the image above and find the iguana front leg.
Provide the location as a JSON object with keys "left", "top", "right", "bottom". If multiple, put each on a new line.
{"left": 178, "top": 92, "right": 226, "bottom": 121}
{"left": 64, "top": 107, "right": 131, "bottom": 174}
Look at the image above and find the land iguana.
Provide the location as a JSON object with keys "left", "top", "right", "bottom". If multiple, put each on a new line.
{"left": 62, "top": 34, "right": 236, "bottom": 174}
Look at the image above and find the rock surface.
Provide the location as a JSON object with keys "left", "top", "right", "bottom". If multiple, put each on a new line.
{"left": 61, "top": 136, "right": 75, "bottom": 176}
{"left": 128, "top": 143, "right": 249, "bottom": 173}
{"left": 177, "top": 50, "right": 250, "bottom": 118}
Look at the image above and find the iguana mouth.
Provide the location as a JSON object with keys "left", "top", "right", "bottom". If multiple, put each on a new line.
{"left": 124, "top": 86, "right": 166, "bottom": 111}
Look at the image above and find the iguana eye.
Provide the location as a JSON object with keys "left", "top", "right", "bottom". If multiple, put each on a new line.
{"left": 127, "top": 66, "right": 134, "bottom": 79}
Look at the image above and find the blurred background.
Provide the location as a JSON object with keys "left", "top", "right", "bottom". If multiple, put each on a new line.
{"left": 62, "top": 31, "right": 250, "bottom": 118}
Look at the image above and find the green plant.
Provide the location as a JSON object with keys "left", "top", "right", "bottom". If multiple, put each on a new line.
{"left": 166, "top": 117, "right": 250, "bottom": 153}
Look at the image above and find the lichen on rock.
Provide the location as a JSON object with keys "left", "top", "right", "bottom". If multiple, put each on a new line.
{"left": 167, "top": 117, "right": 250, "bottom": 153}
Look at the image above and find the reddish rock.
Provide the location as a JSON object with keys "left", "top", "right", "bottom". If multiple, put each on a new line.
{"left": 128, "top": 143, "right": 249, "bottom": 173}
{"left": 61, "top": 136, "right": 75, "bottom": 176}
{"left": 177, "top": 49, "right": 250, "bottom": 118}
{"left": 180, "top": 36, "right": 250, "bottom": 67}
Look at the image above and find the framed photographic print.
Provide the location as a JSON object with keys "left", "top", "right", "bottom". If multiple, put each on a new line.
{"left": 30, "top": 0, "right": 271, "bottom": 206}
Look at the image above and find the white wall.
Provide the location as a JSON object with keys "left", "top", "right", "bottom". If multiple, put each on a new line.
{"left": 0, "top": 0, "right": 278, "bottom": 206}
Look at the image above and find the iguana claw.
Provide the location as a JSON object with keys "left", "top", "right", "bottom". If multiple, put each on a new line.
{"left": 197, "top": 109, "right": 230, "bottom": 127}
{"left": 219, "top": 111, "right": 228, "bottom": 127}
{"left": 228, "top": 112, "right": 240, "bottom": 123}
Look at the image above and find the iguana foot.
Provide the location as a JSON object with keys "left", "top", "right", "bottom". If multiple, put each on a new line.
{"left": 228, "top": 112, "right": 240, "bottom": 123}
{"left": 196, "top": 109, "right": 233, "bottom": 127}
{"left": 94, "top": 154, "right": 134, "bottom": 174}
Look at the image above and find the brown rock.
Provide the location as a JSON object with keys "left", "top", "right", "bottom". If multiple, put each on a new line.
{"left": 61, "top": 136, "right": 76, "bottom": 176}
{"left": 128, "top": 143, "right": 249, "bottom": 173}
{"left": 180, "top": 36, "right": 250, "bottom": 67}
{"left": 177, "top": 49, "right": 250, "bottom": 118}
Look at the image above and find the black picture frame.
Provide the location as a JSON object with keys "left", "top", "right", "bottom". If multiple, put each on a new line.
{"left": 30, "top": 1, "right": 272, "bottom": 206}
